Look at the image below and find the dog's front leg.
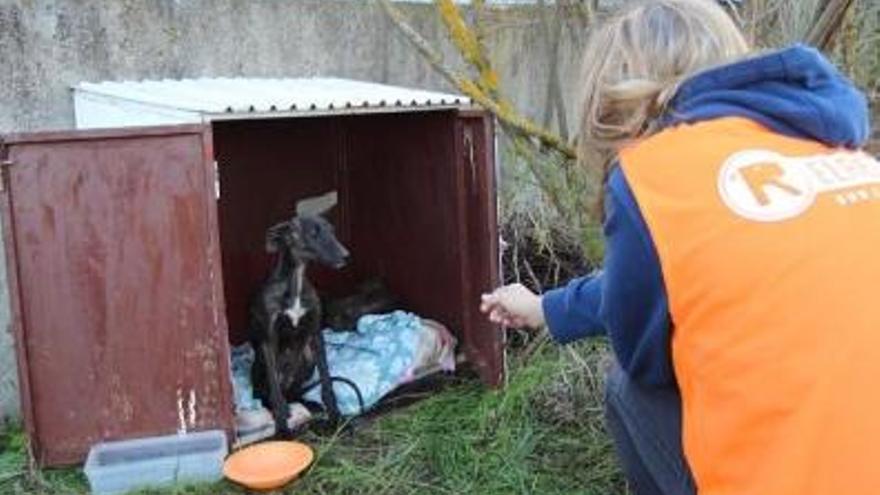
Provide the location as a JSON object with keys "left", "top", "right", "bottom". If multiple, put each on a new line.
{"left": 259, "top": 340, "right": 291, "bottom": 437}
{"left": 310, "top": 307, "right": 343, "bottom": 426}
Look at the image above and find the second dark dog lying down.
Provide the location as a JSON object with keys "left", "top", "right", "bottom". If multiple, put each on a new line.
{"left": 249, "top": 214, "right": 349, "bottom": 435}
{"left": 323, "top": 279, "right": 400, "bottom": 331}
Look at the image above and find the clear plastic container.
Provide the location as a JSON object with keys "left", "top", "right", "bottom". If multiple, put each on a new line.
{"left": 83, "top": 430, "right": 227, "bottom": 495}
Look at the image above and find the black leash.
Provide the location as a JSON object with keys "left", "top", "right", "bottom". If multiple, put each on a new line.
{"left": 304, "top": 331, "right": 367, "bottom": 426}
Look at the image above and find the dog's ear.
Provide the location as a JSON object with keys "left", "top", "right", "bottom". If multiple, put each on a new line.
{"left": 265, "top": 222, "right": 288, "bottom": 253}
{"left": 296, "top": 191, "right": 338, "bottom": 217}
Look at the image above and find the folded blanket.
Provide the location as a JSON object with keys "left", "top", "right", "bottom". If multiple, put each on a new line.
{"left": 302, "top": 311, "right": 456, "bottom": 416}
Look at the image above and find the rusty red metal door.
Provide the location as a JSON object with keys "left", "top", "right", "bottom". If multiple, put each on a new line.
{"left": 0, "top": 125, "right": 233, "bottom": 466}
{"left": 456, "top": 113, "right": 505, "bottom": 387}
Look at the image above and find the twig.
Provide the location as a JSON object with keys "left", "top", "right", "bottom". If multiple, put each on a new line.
{"left": 507, "top": 134, "right": 577, "bottom": 223}
{"left": 566, "top": 346, "right": 588, "bottom": 369}
{"left": 521, "top": 256, "right": 543, "bottom": 292}
{"left": 519, "top": 331, "right": 550, "bottom": 362}
{"left": 512, "top": 223, "right": 522, "bottom": 284}
{"left": 805, "top": 0, "right": 857, "bottom": 50}
{"left": 435, "top": 0, "right": 500, "bottom": 99}
{"left": 552, "top": 259, "right": 562, "bottom": 287}
{"left": 0, "top": 470, "right": 25, "bottom": 484}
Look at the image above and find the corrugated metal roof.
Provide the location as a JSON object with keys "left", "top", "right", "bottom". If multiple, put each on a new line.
{"left": 73, "top": 77, "right": 473, "bottom": 119}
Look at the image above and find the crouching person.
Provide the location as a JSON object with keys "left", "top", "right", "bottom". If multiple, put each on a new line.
{"left": 481, "top": 1, "right": 880, "bottom": 494}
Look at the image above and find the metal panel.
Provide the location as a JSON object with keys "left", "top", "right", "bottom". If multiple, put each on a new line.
{"left": 456, "top": 113, "right": 505, "bottom": 387}
{"left": 1, "top": 125, "right": 233, "bottom": 466}
{"left": 212, "top": 118, "right": 353, "bottom": 345}
{"left": 344, "top": 111, "right": 465, "bottom": 330}
{"left": 73, "top": 91, "right": 204, "bottom": 130}
{"left": 73, "top": 78, "right": 473, "bottom": 129}
{"left": 344, "top": 111, "right": 504, "bottom": 385}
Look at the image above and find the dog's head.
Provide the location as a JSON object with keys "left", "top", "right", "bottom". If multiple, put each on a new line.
{"left": 266, "top": 214, "right": 349, "bottom": 269}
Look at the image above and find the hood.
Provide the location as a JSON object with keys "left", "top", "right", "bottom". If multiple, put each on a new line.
{"left": 666, "top": 44, "right": 870, "bottom": 148}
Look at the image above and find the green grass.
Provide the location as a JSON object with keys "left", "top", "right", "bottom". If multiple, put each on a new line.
{"left": 0, "top": 341, "right": 623, "bottom": 495}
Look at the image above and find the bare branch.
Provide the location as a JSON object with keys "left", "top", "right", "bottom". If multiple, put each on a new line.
{"left": 435, "top": 0, "right": 500, "bottom": 98}
{"left": 805, "top": 0, "right": 857, "bottom": 50}
{"left": 377, "top": 0, "right": 576, "bottom": 160}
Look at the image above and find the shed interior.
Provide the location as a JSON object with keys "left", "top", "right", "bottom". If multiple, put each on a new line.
{"left": 211, "top": 110, "right": 500, "bottom": 384}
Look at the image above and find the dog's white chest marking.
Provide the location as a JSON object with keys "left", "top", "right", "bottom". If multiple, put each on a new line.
{"left": 285, "top": 299, "right": 307, "bottom": 326}
{"left": 285, "top": 265, "right": 309, "bottom": 326}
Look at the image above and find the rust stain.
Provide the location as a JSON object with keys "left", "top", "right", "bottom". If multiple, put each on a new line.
{"left": 40, "top": 204, "right": 55, "bottom": 235}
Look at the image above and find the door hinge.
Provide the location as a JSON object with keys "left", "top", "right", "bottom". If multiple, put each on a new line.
{"left": 0, "top": 138, "right": 9, "bottom": 165}
{"left": 0, "top": 138, "right": 11, "bottom": 193}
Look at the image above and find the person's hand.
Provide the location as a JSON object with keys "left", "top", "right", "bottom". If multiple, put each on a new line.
{"left": 480, "top": 283, "right": 545, "bottom": 329}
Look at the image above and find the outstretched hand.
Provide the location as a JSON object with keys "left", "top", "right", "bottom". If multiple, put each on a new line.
{"left": 480, "top": 283, "right": 545, "bottom": 329}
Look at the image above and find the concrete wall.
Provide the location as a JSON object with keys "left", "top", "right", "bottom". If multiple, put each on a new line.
{"left": 0, "top": 0, "right": 587, "bottom": 419}
{"left": 1, "top": 0, "right": 586, "bottom": 133}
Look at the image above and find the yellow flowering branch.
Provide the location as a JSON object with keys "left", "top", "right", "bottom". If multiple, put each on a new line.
{"left": 377, "top": 0, "right": 576, "bottom": 161}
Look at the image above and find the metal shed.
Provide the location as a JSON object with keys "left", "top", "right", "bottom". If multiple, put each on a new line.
{"left": 1, "top": 78, "right": 502, "bottom": 466}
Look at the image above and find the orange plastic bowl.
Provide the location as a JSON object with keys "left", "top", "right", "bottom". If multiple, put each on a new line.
{"left": 223, "top": 441, "right": 315, "bottom": 491}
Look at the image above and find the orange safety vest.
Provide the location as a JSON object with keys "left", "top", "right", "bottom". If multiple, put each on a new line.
{"left": 619, "top": 117, "right": 880, "bottom": 495}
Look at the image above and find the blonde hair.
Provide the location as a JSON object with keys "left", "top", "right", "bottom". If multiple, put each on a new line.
{"left": 578, "top": 0, "right": 750, "bottom": 161}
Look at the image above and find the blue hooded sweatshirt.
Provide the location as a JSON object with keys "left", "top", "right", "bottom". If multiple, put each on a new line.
{"left": 541, "top": 45, "right": 871, "bottom": 387}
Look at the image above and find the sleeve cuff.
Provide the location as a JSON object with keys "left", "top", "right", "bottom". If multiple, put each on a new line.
{"left": 542, "top": 288, "right": 579, "bottom": 344}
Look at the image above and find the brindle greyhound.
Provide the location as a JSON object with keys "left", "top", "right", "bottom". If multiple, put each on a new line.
{"left": 249, "top": 214, "right": 349, "bottom": 435}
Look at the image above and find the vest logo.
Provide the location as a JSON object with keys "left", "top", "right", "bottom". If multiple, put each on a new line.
{"left": 718, "top": 149, "right": 880, "bottom": 222}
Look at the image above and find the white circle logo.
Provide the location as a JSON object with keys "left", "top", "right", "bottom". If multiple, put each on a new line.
{"left": 718, "top": 150, "right": 817, "bottom": 222}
